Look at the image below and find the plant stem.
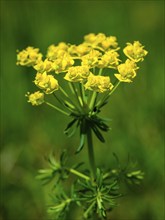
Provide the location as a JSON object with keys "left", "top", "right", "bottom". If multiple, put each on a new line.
{"left": 86, "top": 128, "right": 96, "bottom": 180}
{"left": 89, "top": 91, "right": 97, "bottom": 111}
{"left": 96, "top": 80, "right": 121, "bottom": 109}
{"left": 60, "top": 85, "right": 81, "bottom": 113}
{"left": 71, "top": 82, "right": 83, "bottom": 108}
{"left": 109, "top": 80, "right": 121, "bottom": 96}
{"left": 69, "top": 168, "right": 90, "bottom": 181}
{"left": 45, "top": 102, "right": 70, "bottom": 116}
{"left": 89, "top": 68, "right": 103, "bottom": 111}
{"left": 79, "top": 83, "right": 87, "bottom": 106}
{"left": 52, "top": 92, "right": 75, "bottom": 112}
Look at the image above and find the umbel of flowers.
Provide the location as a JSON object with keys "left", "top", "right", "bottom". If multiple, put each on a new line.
{"left": 17, "top": 33, "right": 147, "bottom": 153}
{"left": 17, "top": 33, "right": 147, "bottom": 219}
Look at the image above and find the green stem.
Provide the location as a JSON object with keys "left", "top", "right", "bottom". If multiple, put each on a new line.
{"left": 83, "top": 200, "right": 96, "bottom": 219}
{"left": 60, "top": 86, "right": 81, "bottom": 113}
{"left": 89, "top": 68, "right": 103, "bottom": 111}
{"left": 45, "top": 102, "right": 69, "bottom": 116}
{"left": 98, "top": 68, "right": 103, "bottom": 76}
{"left": 109, "top": 80, "right": 121, "bottom": 96}
{"left": 53, "top": 92, "right": 77, "bottom": 112}
{"left": 69, "top": 168, "right": 90, "bottom": 181}
{"left": 86, "top": 128, "right": 96, "bottom": 180}
{"left": 96, "top": 80, "right": 121, "bottom": 109}
{"left": 70, "top": 82, "right": 83, "bottom": 108}
{"left": 89, "top": 91, "right": 97, "bottom": 111}
{"left": 59, "top": 86, "right": 69, "bottom": 97}
{"left": 53, "top": 92, "right": 75, "bottom": 112}
{"left": 79, "top": 83, "right": 87, "bottom": 106}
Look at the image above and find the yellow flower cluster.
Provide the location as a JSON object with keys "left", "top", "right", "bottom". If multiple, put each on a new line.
{"left": 123, "top": 41, "right": 148, "bottom": 62}
{"left": 46, "top": 43, "right": 74, "bottom": 73}
{"left": 85, "top": 74, "right": 113, "bottom": 93}
{"left": 46, "top": 42, "right": 68, "bottom": 60}
{"left": 16, "top": 47, "right": 42, "bottom": 66}
{"left": 84, "top": 33, "right": 118, "bottom": 50}
{"left": 34, "top": 59, "right": 53, "bottom": 73}
{"left": 34, "top": 72, "right": 59, "bottom": 94}
{"left": 16, "top": 33, "right": 148, "bottom": 107}
{"left": 26, "top": 91, "right": 44, "bottom": 106}
{"left": 98, "top": 50, "right": 120, "bottom": 69}
{"left": 69, "top": 43, "right": 91, "bottom": 56}
{"left": 81, "top": 50, "right": 101, "bottom": 68}
{"left": 64, "top": 66, "right": 90, "bottom": 82}
{"left": 114, "top": 41, "right": 148, "bottom": 83}
{"left": 115, "top": 59, "right": 138, "bottom": 83}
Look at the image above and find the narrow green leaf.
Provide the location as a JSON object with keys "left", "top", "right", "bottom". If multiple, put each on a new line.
{"left": 76, "top": 133, "right": 85, "bottom": 153}
{"left": 92, "top": 125, "right": 105, "bottom": 142}
{"left": 64, "top": 118, "right": 77, "bottom": 136}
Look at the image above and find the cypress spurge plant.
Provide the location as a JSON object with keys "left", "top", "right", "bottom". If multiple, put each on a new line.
{"left": 17, "top": 33, "right": 147, "bottom": 219}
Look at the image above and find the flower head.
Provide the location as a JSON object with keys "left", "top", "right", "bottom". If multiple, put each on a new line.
{"left": 34, "top": 59, "right": 53, "bottom": 73}
{"left": 85, "top": 74, "right": 113, "bottom": 93}
{"left": 69, "top": 43, "right": 91, "bottom": 57}
{"left": 84, "top": 33, "right": 118, "bottom": 51}
{"left": 26, "top": 91, "right": 44, "bottom": 106}
{"left": 98, "top": 50, "right": 120, "bottom": 68}
{"left": 46, "top": 43, "right": 68, "bottom": 61}
{"left": 34, "top": 72, "right": 59, "bottom": 94}
{"left": 16, "top": 47, "right": 42, "bottom": 67}
{"left": 101, "top": 36, "right": 118, "bottom": 50}
{"left": 64, "top": 66, "right": 90, "bottom": 82}
{"left": 84, "top": 33, "right": 98, "bottom": 44}
{"left": 81, "top": 50, "right": 101, "bottom": 68}
{"left": 115, "top": 59, "right": 138, "bottom": 83}
{"left": 123, "top": 41, "right": 148, "bottom": 62}
{"left": 84, "top": 33, "right": 106, "bottom": 47}
{"left": 52, "top": 54, "right": 74, "bottom": 74}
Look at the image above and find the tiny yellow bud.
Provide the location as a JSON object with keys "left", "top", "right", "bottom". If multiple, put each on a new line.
{"left": 26, "top": 91, "right": 44, "bottom": 106}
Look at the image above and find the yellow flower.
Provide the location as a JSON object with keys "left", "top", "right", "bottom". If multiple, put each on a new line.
{"left": 84, "top": 33, "right": 97, "bottom": 44}
{"left": 26, "top": 91, "right": 44, "bottom": 106}
{"left": 46, "top": 42, "right": 68, "bottom": 61}
{"left": 70, "top": 43, "right": 91, "bottom": 56}
{"left": 16, "top": 47, "right": 42, "bottom": 66}
{"left": 98, "top": 50, "right": 120, "bottom": 68}
{"left": 94, "top": 33, "right": 106, "bottom": 45}
{"left": 34, "top": 59, "right": 53, "bottom": 73}
{"left": 81, "top": 50, "right": 101, "bottom": 68}
{"left": 114, "top": 59, "right": 138, "bottom": 83}
{"left": 101, "top": 36, "right": 118, "bottom": 50}
{"left": 123, "top": 41, "right": 148, "bottom": 62}
{"left": 34, "top": 72, "right": 59, "bottom": 94}
{"left": 85, "top": 74, "right": 113, "bottom": 93}
{"left": 84, "top": 33, "right": 106, "bottom": 46}
{"left": 64, "top": 66, "right": 90, "bottom": 82}
{"left": 84, "top": 33, "right": 118, "bottom": 51}
{"left": 52, "top": 54, "right": 74, "bottom": 74}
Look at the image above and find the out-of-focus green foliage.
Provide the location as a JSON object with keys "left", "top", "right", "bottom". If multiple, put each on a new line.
{"left": 1, "top": 1, "right": 164, "bottom": 220}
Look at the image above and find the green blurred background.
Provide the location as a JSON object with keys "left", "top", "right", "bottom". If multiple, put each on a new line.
{"left": 1, "top": 0, "right": 164, "bottom": 220}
